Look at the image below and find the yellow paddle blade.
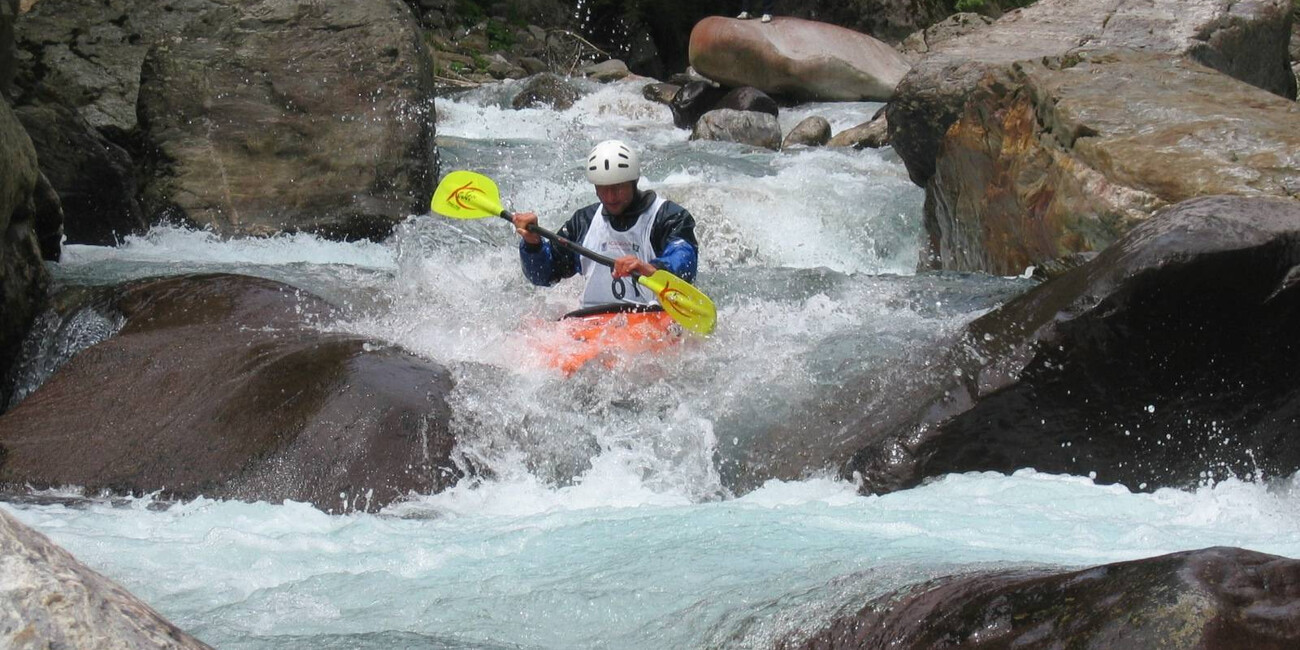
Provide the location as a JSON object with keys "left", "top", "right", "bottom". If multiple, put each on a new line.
{"left": 430, "top": 170, "right": 505, "bottom": 219}
{"left": 638, "top": 270, "right": 716, "bottom": 336}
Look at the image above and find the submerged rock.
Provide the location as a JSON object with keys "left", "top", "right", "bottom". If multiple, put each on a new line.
{"left": 845, "top": 195, "right": 1300, "bottom": 495}
{"left": 511, "top": 72, "right": 580, "bottom": 110}
{"left": 688, "top": 16, "right": 911, "bottom": 101}
{"left": 791, "top": 547, "right": 1300, "bottom": 650}
{"left": 0, "top": 508, "right": 212, "bottom": 649}
{"left": 0, "top": 274, "right": 461, "bottom": 512}
{"left": 782, "top": 116, "right": 831, "bottom": 148}
{"left": 827, "top": 109, "right": 888, "bottom": 149}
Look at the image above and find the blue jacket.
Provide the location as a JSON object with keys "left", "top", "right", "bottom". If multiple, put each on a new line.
{"left": 519, "top": 190, "right": 698, "bottom": 286}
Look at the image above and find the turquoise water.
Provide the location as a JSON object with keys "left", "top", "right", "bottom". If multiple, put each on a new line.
{"left": 8, "top": 79, "right": 1300, "bottom": 648}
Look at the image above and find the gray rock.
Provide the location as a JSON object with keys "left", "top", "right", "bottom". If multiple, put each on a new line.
{"left": 690, "top": 108, "right": 781, "bottom": 150}
{"left": 135, "top": 0, "right": 438, "bottom": 240}
{"left": 582, "top": 58, "right": 629, "bottom": 82}
{"left": 782, "top": 115, "right": 831, "bottom": 148}
{"left": 896, "top": 12, "right": 994, "bottom": 61}
{"left": 0, "top": 95, "right": 55, "bottom": 407}
{"left": 511, "top": 72, "right": 579, "bottom": 110}
{"left": 827, "top": 111, "right": 888, "bottom": 149}
{"left": 0, "top": 508, "right": 212, "bottom": 649}
{"left": 13, "top": 0, "right": 220, "bottom": 135}
{"left": 641, "top": 81, "right": 680, "bottom": 106}
{"left": 889, "top": 0, "right": 1296, "bottom": 188}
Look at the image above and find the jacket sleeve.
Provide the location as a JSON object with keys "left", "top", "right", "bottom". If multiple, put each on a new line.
{"left": 649, "top": 203, "right": 699, "bottom": 282}
{"left": 518, "top": 214, "right": 584, "bottom": 286}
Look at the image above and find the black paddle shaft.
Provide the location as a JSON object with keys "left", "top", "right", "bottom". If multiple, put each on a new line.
{"left": 498, "top": 211, "right": 619, "bottom": 269}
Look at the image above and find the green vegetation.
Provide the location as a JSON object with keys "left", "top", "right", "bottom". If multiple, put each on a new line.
{"left": 485, "top": 19, "right": 514, "bottom": 51}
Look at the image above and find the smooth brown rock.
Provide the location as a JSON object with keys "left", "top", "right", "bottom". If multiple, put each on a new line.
{"left": 0, "top": 274, "right": 461, "bottom": 512}
{"left": 688, "top": 16, "right": 911, "bottom": 101}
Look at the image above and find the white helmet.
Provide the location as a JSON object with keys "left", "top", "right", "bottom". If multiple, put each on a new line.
{"left": 585, "top": 140, "right": 640, "bottom": 185}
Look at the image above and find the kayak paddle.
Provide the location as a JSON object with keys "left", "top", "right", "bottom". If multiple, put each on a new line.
{"left": 430, "top": 170, "right": 717, "bottom": 336}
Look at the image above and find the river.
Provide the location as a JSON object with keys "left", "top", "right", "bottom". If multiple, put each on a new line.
{"left": 5, "top": 78, "right": 1300, "bottom": 649}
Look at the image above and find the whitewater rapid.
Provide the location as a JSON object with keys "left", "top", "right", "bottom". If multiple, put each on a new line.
{"left": 8, "top": 78, "right": 1300, "bottom": 649}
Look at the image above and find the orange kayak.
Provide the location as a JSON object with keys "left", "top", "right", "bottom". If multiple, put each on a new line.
{"left": 538, "top": 307, "right": 682, "bottom": 374}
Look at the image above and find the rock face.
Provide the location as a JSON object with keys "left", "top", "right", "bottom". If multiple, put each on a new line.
{"left": 845, "top": 196, "right": 1300, "bottom": 495}
{"left": 136, "top": 0, "right": 437, "bottom": 239}
{"left": 929, "top": 50, "right": 1300, "bottom": 275}
{"left": 793, "top": 547, "right": 1300, "bottom": 650}
{"left": 688, "top": 16, "right": 911, "bottom": 101}
{"left": 690, "top": 108, "right": 782, "bottom": 150}
{"left": 889, "top": 0, "right": 1297, "bottom": 191}
{"left": 1, "top": 508, "right": 212, "bottom": 649}
{"left": 0, "top": 274, "right": 461, "bottom": 512}
{"left": 0, "top": 95, "right": 58, "bottom": 409}
{"left": 15, "top": 103, "right": 145, "bottom": 245}
{"left": 12, "top": 0, "right": 438, "bottom": 241}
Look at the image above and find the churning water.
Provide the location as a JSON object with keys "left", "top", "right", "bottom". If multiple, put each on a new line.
{"left": 7, "top": 79, "right": 1300, "bottom": 649}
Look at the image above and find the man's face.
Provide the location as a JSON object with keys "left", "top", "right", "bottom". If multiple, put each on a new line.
{"left": 595, "top": 181, "right": 637, "bottom": 216}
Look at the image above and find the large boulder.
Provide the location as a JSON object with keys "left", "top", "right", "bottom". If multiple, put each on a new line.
{"left": 0, "top": 97, "right": 58, "bottom": 408}
{"left": 928, "top": 50, "right": 1300, "bottom": 275}
{"left": 889, "top": 0, "right": 1297, "bottom": 189}
{"left": 688, "top": 16, "right": 911, "bottom": 101}
{"left": 0, "top": 274, "right": 461, "bottom": 512}
{"left": 844, "top": 196, "right": 1300, "bottom": 495}
{"left": 136, "top": 0, "right": 438, "bottom": 239}
{"left": 793, "top": 547, "right": 1300, "bottom": 650}
{"left": 1, "top": 508, "right": 212, "bottom": 649}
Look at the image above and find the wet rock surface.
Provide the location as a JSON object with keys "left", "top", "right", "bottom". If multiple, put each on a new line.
{"left": 0, "top": 274, "right": 461, "bottom": 512}
{"left": 791, "top": 547, "right": 1300, "bottom": 650}
{"left": 845, "top": 195, "right": 1300, "bottom": 495}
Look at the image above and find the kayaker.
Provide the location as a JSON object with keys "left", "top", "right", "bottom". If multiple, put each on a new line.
{"left": 511, "top": 140, "right": 699, "bottom": 312}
